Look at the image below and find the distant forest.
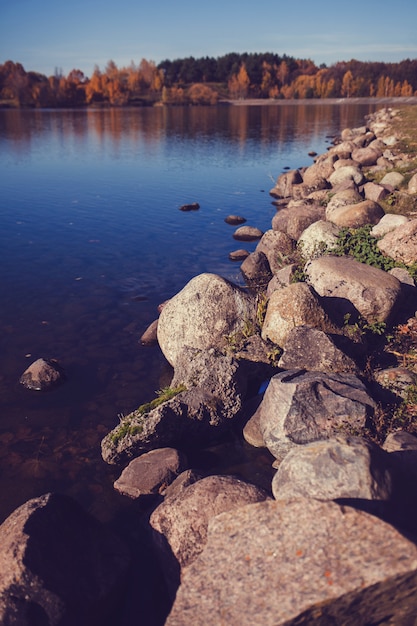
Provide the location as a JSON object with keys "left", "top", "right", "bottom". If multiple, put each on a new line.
{"left": 1, "top": 52, "right": 417, "bottom": 107}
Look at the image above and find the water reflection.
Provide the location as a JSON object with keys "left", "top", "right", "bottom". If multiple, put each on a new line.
{"left": 0, "top": 102, "right": 381, "bottom": 524}
{"left": 1, "top": 101, "right": 381, "bottom": 156}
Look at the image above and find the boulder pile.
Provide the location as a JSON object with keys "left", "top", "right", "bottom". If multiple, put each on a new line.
{"left": 2, "top": 107, "right": 417, "bottom": 625}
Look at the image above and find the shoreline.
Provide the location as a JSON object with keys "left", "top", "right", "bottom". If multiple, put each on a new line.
{"left": 2, "top": 96, "right": 417, "bottom": 111}
{"left": 223, "top": 96, "right": 417, "bottom": 106}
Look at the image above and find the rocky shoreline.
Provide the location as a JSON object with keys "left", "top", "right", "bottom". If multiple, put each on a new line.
{"left": 2, "top": 106, "right": 417, "bottom": 625}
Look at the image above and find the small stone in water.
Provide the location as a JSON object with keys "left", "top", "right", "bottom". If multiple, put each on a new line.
{"left": 224, "top": 215, "right": 247, "bottom": 225}
{"left": 229, "top": 249, "right": 250, "bottom": 261}
{"left": 19, "top": 358, "right": 66, "bottom": 391}
{"left": 179, "top": 202, "right": 200, "bottom": 211}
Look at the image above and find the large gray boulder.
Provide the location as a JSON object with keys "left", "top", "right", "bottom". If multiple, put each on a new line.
{"left": 0, "top": 493, "right": 129, "bottom": 626}
{"left": 157, "top": 273, "right": 255, "bottom": 367}
{"left": 305, "top": 255, "right": 402, "bottom": 325}
{"left": 166, "top": 499, "right": 417, "bottom": 626}
{"left": 150, "top": 475, "right": 268, "bottom": 595}
{"left": 261, "top": 282, "right": 334, "bottom": 348}
{"left": 377, "top": 218, "right": 417, "bottom": 265}
{"left": 254, "top": 369, "right": 375, "bottom": 461}
{"left": 297, "top": 219, "right": 340, "bottom": 260}
{"left": 272, "top": 436, "right": 393, "bottom": 511}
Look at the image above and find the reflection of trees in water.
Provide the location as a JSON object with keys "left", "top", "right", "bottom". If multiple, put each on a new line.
{"left": 1, "top": 103, "right": 380, "bottom": 158}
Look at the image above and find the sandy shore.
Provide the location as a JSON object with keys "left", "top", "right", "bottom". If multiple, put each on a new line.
{"left": 222, "top": 97, "right": 417, "bottom": 106}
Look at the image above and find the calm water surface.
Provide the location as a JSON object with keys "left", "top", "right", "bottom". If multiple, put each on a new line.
{"left": 0, "top": 102, "right": 381, "bottom": 523}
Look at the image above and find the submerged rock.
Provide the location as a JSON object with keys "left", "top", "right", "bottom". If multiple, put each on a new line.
{"left": 233, "top": 225, "right": 264, "bottom": 241}
{"left": 179, "top": 202, "right": 200, "bottom": 211}
{"left": 19, "top": 357, "right": 66, "bottom": 391}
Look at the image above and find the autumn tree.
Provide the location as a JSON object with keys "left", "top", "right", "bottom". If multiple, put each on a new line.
{"left": 187, "top": 83, "right": 218, "bottom": 105}
{"left": 341, "top": 70, "right": 354, "bottom": 97}
{"left": 228, "top": 63, "right": 250, "bottom": 99}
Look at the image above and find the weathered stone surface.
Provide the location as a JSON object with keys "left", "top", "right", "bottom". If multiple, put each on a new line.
{"left": 272, "top": 436, "right": 393, "bottom": 510}
{"left": 270, "top": 169, "right": 303, "bottom": 198}
{"left": 261, "top": 283, "right": 333, "bottom": 348}
{"left": 327, "top": 199, "right": 384, "bottom": 228}
{"left": 150, "top": 475, "right": 268, "bottom": 593}
{"left": 389, "top": 266, "right": 417, "bottom": 290}
{"left": 408, "top": 172, "right": 417, "bottom": 194}
{"left": 242, "top": 408, "right": 265, "bottom": 447}
{"left": 101, "top": 391, "right": 205, "bottom": 466}
{"left": 363, "top": 181, "right": 390, "bottom": 203}
{"left": 329, "top": 165, "right": 364, "bottom": 187}
{"left": 278, "top": 326, "right": 358, "bottom": 374}
{"left": 374, "top": 366, "right": 417, "bottom": 400}
{"left": 377, "top": 218, "right": 417, "bottom": 265}
{"left": 333, "top": 158, "right": 358, "bottom": 169}
{"left": 19, "top": 357, "right": 66, "bottom": 391}
{"left": 341, "top": 126, "right": 368, "bottom": 141}
{"left": 290, "top": 178, "right": 330, "bottom": 199}
{"left": 383, "top": 431, "right": 417, "bottom": 531}
{"left": 113, "top": 447, "right": 188, "bottom": 498}
{"left": 325, "top": 187, "right": 363, "bottom": 221}
{"left": 240, "top": 250, "right": 272, "bottom": 287}
{"left": 266, "top": 264, "right": 297, "bottom": 296}
{"left": 157, "top": 273, "right": 255, "bottom": 367}
{"left": 0, "top": 493, "right": 129, "bottom": 626}
{"left": 380, "top": 171, "right": 405, "bottom": 189}
{"left": 140, "top": 319, "right": 159, "bottom": 345}
{"left": 305, "top": 255, "right": 402, "bottom": 324}
{"left": 329, "top": 139, "right": 355, "bottom": 157}
{"left": 166, "top": 498, "right": 417, "bottom": 626}
{"left": 162, "top": 469, "right": 204, "bottom": 500}
{"left": 233, "top": 225, "right": 264, "bottom": 241}
{"left": 383, "top": 430, "right": 417, "bottom": 453}
{"left": 102, "top": 348, "right": 249, "bottom": 465}
{"left": 351, "top": 146, "right": 382, "bottom": 166}
{"left": 297, "top": 219, "right": 340, "bottom": 260}
{"left": 370, "top": 213, "right": 409, "bottom": 237}
{"left": 255, "top": 229, "right": 295, "bottom": 274}
{"left": 255, "top": 370, "right": 374, "bottom": 461}
{"left": 302, "top": 155, "right": 336, "bottom": 186}
{"left": 272, "top": 201, "right": 325, "bottom": 241}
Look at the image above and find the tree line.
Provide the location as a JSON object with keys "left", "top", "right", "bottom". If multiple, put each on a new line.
{"left": 1, "top": 53, "right": 416, "bottom": 108}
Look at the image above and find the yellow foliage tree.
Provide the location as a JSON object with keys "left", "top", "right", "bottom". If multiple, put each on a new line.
{"left": 228, "top": 63, "right": 250, "bottom": 99}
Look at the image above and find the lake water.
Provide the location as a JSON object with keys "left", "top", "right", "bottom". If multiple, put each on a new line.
{"left": 0, "top": 101, "right": 381, "bottom": 524}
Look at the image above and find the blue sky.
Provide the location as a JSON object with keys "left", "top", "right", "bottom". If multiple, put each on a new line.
{"left": 1, "top": 0, "right": 417, "bottom": 77}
